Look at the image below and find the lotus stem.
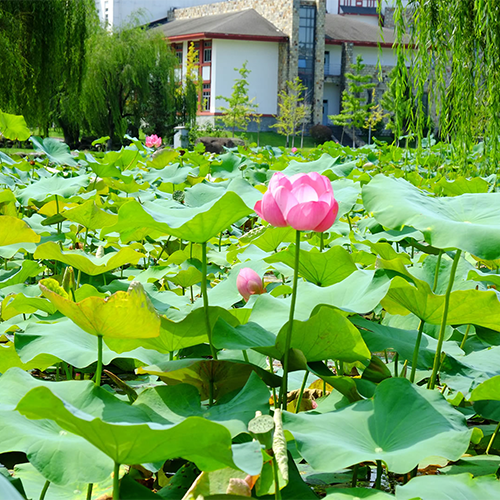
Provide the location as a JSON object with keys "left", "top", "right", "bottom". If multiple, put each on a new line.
{"left": 280, "top": 231, "right": 300, "bottom": 410}
{"left": 39, "top": 480, "right": 50, "bottom": 500}
{"left": 279, "top": 230, "right": 301, "bottom": 410}
{"left": 351, "top": 464, "right": 359, "bottom": 487}
{"left": 428, "top": 249, "right": 462, "bottom": 390}
{"left": 242, "top": 350, "right": 249, "bottom": 363}
{"left": 319, "top": 232, "right": 324, "bottom": 252}
{"left": 394, "top": 352, "right": 399, "bottom": 377}
{"left": 433, "top": 250, "right": 443, "bottom": 292}
{"left": 460, "top": 324, "right": 471, "bottom": 350}
{"left": 95, "top": 335, "right": 103, "bottom": 386}
{"left": 295, "top": 370, "right": 309, "bottom": 413}
{"left": 86, "top": 483, "right": 93, "bottom": 500}
{"left": 272, "top": 456, "right": 282, "bottom": 500}
{"left": 410, "top": 320, "right": 425, "bottom": 383}
{"left": 374, "top": 460, "right": 383, "bottom": 489}
{"left": 113, "top": 462, "right": 120, "bottom": 500}
{"left": 201, "top": 242, "right": 217, "bottom": 360}
{"left": 486, "top": 421, "right": 500, "bottom": 454}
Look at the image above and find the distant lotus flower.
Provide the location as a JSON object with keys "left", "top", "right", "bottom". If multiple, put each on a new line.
{"left": 254, "top": 172, "right": 339, "bottom": 232}
{"left": 291, "top": 147, "right": 298, "bottom": 153}
{"left": 236, "top": 268, "right": 265, "bottom": 302}
{"left": 145, "top": 134, "right": 162, "bottom": 148}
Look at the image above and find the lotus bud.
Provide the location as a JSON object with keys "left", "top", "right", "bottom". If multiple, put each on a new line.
{"left": 96, "top": 246, "right": 105, "bottom": 259}
{"left": 62, "top": 266, "right": 76, "bottom": 298}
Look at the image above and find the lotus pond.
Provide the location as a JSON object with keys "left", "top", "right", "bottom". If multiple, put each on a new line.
{"left": 1, "top": 130, "right": 500, "bottom": 500}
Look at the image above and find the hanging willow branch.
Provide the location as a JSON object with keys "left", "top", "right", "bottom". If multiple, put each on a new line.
{"left": 394, "top": 0, "right": 500, "bottom": 169}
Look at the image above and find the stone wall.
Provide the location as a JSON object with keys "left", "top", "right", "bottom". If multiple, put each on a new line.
{"left": 312, "top": 0, "right": 326, "bottom": 124}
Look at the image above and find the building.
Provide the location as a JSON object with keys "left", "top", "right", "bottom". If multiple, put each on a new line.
{"left": 98, "top": 0, "right": 408, "bottom": 133}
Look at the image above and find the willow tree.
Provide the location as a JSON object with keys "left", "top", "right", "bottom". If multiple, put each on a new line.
{"left": 0, "top": 0, "right": 96, "bottom": 140}
{"left": 82, "top": 24, "right": 178, "bottom": 147}
{"left": 393, "top": 0, "right": 500, "bottom": 166}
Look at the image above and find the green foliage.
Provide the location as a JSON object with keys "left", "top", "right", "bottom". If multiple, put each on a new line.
{"left": 217, "top": 62, "right": 257, "bottom": 137}
{"left": 4, "top": 132, "right": 500, "bottom": 498}
{"left": 329, "top": 56, "right": 376, "bottom": 148}
{"left": 0, "top": 0, "right": 97, "bottom": 142}
{"left": 82, "top": 24, "right": 178, "bottom": 146}
{"left": 271, "top": 78, "right": 308, "bottom": 147}
{"left": 393, "top": 0, "right": 500, "bottom": 167}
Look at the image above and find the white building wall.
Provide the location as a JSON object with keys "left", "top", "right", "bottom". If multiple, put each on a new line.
{"left": 212, "top": 39, "right": 279, "bottom": 115}
{"left": 323, "top": 83, "right": 341, "bottom": 122}
{"left": 95, "top": 0, "right": 224, "bottom": 27}
{"left": 353, "top": 46, "right": 397, "bottom": 66}
{"left": 324, "top": 45, "right": 342, "bottom": 76}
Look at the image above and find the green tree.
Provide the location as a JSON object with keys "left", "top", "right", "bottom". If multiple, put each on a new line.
{"left": 81, "top": 24, "right": 178, "bottom": 147}
{"left": 271, "top": 78, "right": 308, "bottom": 148}
{"left": 393, "top": 0, "right": 500, "bottom": 165}
{"left": 0, "top": 0, "right": 97, "bottom": 140}
{"left": 217, "top": 62, "right": 257, "bottom": 137}
{"left": 329, "top": 55, "right": 376, "bottom": 148}
{"left": 178, "top": 42, "right": 202, "bottom": 132}
{"left": 380, "top": 66, "right": 412, "bottom": 146}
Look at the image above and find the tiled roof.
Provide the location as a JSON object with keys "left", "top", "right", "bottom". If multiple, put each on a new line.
{"left": 154, "top": 9, "right": 287, "bottom": 41}
{"left": 325, "top": 13, "right": 400, "bottom": 46}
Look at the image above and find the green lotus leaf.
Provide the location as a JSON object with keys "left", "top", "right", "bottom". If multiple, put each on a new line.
{"left": 0, "top": 411, "right": 113, "bottom": 485}
{"left": 363, "top": 174, "right": 500, "bottom": 259}
{"left": 137, "top": 359, "right": 281, "bottom": 401}
{"left": 324, "top": 488, "right": 394, "bottom": 500}
{"left": 0, "top": 216, "right": 40, "bottom": 246}
{"left": 434, "top": 176, "right": 489, "bottom": 196}
{"left": 104, "top": 190, "right": 253, "bottom": 243}
{"left": 15, "top": 319, "right": 165, "bottom": 369}
{"left": 16, "top": 174, "right": 90, "bottom": 204}
{"left": 283, "top": 378, "right": 471, "bottom": 474}
{"left": 0, "top": 474, "right": 25, "bottom": 500}
{"left": 16, "top": 383, "right": 245, "bottom": 470}
{"left": 105, "top": 305, "right": 239, "bottom": 354}
{"left": 351, "top": 316, "right": 464, "bottom": 370}
{"left": 256, "top": 306, "right": 369, "bottom": 363}
{"left": 61, "top": 199, "right": 118, "bottom": 230}
{"left": 13, "top": 462, "right": 117, "bottom": 500}
{"left": 0, "top": 189, "right": 18, "bottom": 217}
{"left": 382, "top": 275, "right": 500, "bottom": 331}
{"left": 249, "top": 270, "right": 391, "bottom": 334}
{"left": 134, "top": 372, "right": 269, "bottom": 437}
{"left": 147, "top": 149, "right": 180, "bottom": 170}
{"left": 34, "top": 241, "right": 144, "bottom": 275}
{"left": 1, "top": 293, "right": 57, "bottom": 320}
{"left": 281, "top": 154, "right": 356, "bottom": 179}
{"left": 0, "top": 342, "right": 55, "bottom": 373}
{"left": 39, "top": 279, "right": 161, "bottom": 339}
{"left": 0, "top": 262, "right": 42, "bottom": 293}
{"left": 0, "top": 111, "right": 31, "bottom": 141}
{"left": 30, "top": 137, "right": 78, "bottom": 166}
{"left": 265, "top": 245, "right": 357, "bottom": 287}
{"left": 396, "top": 473, "right": 500, "bottom": 500}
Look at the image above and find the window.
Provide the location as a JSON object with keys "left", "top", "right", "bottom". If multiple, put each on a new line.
{"left": 203, "top": 41, "right": 212, "bottom": 63}
{"left": 324, "top": 51, "right": 330, "bottom": 74}
{"left": 202, "top": 83, "right": 211, "bottom": 111}
{"left": 298, "top": 5, "right": 316, "bottom": 106}
{"left": 173, "top": 43, "right": 183, "bottom": 65}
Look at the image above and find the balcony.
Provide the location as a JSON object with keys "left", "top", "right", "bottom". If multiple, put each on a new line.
{"left": 324, "top": 62, "right": 342, "bottom": 77}
{"left": 339, "top": 0, "right": 379, "bottom": 15}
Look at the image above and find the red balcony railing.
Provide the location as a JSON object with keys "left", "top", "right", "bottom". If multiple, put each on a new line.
{"left": 340, "top": 0, "right": 379, "bottom": 8}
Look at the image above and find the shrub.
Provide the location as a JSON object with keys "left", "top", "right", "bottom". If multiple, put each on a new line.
{"left": 309, "top": 124, "right": 333, "bottom": 145}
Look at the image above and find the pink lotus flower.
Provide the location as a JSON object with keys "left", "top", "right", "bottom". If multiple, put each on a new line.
{"left": 236, "top": 268, "right": 265, "bottom": 302}
{"left": 291, "top": 147, "right": 298, "bottom": 153}
{"left": 254, "top": 172, "right": 339, "bottom": 232}
{"left": 145, "top": 134, "right": 162, "bottom": 148}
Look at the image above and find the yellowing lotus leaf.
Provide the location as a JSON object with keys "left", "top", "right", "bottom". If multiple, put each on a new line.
{"left": 0, "top": 216, "right": 40, "bottom": 246}
{"left": 39, "top": 279, "right": 160, "bottom": 339}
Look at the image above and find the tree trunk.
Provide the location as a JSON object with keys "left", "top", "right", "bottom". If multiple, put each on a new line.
{"left": 368, "top": 125, "right": 372, "bottom": 145}
{"left": 352, "top": 126, "right": 356, "bottom": 149}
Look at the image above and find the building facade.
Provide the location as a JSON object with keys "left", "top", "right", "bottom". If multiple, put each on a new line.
{"left": 100, "top": 0, "right": 407, "bottom": 133}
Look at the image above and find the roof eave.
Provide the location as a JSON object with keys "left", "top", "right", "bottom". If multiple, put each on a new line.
{"left": 166, "top": 32, "right": 288, "bottom": 43}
